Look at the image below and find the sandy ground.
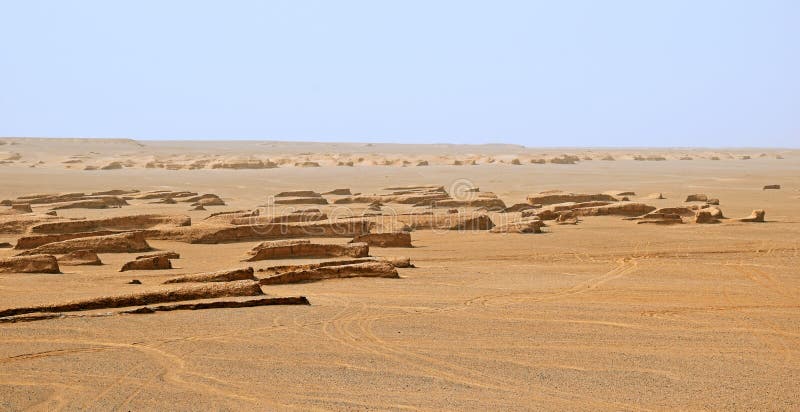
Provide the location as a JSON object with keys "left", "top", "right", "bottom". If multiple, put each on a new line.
{"left": 1, "top": 139, "right": 799, "bottom": 410}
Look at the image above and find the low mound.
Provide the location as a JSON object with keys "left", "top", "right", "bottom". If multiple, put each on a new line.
{"left": 120, "top": 256, "right": 173, "bottom": 272}
{"left": 18, "top": 232, "right": 152, "bottom": 256}
{"left": 0, "top": 254, "right": 60, "bottom": 274}
{"left": 259, "top": 261, "right": 398, "bottom": 285}
{"left": 164, "top": 267, "right": 256, "bottom": 284}
{"left": 0, "top": 280, "right": 264, "bottom": 318}
{"left": 58, "top": 250, "right": 102, "bottom": 266}
{"left": 351, "top": 232, "right": 412, "bottom": 247}
{"left": 245, "top": 240, "right": 369, "bottom": 261}
{"left": 738, "top": 209, "right": 765, "bottom": 222}
{"left": 0, "top": 214, "right": 62, "bottom": 234}
{"left": 763, "top": 185, "right": 781, "bottom": 190}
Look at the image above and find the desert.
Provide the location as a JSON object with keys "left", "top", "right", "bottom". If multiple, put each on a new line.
{"left": 0, "top": 138, "right": 798, "bottom": 410}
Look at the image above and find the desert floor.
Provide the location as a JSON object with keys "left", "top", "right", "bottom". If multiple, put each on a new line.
{"left": 1, "top": 139, "right": 799, "bottom": 410}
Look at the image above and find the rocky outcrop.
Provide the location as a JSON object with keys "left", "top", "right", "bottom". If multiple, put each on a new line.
{"left": 0, "top": 214, "right": 63, "bottom": 234}
{"left": 0, "top": 280, "right": 264, "bottom": 318}
{"left": 145, "top": 220, "right": 371, "bottom": 244}
{"left": 58, "top": 250, "right": 102, "bottom": 266}
{"left": 18, "top": 232, "right": 152, "bottom": 256}
{"left": 0, "top": 255, "right": 60, "bottom": 274}
{"left": 695, "top": 210, "right": 721, "bottom": 224}
{"left": 351, "top": 232, "right": 412, "bottom": 247}
{"left": 259, "top": 261, "right": 398, "bottom": 285}
{"left": 244, "top": 240, "right": 369, "bottom": 261}
{"left": 232, "top": 211, "right": 328, "bottom": 225}
{"left": 163, "top": 267, "right": 256, "bottom": 284}
{"left": 120, "top": 256, "right": 173, "bottom": 272}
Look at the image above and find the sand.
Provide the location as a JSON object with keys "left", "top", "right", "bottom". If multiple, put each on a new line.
{"left": 0, "top": 138, "right": 799, "bottom": 410}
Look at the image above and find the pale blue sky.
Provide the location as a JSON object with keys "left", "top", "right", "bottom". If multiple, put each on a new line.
{"left": 1, "top": 1, "right": 798, "bottom": 146}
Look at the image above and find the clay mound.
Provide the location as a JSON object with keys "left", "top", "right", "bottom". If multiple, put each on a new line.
{"left": 120, "top": 256, "right": 173, "bottom": 272}
{"left": 530, "top": 158, "right": 546, "bottom": 164}
{"left": 322, "top": 188, "right": 351, "bottom": 195}
{"left": 504, "top": 203, "right": 536, "bottom": 213}
{"left": 192, "top": 205, "right": 206, "bottom": 211}
{"left": 0, "top": 242, "right": 11, "bottom": 248}
{"left": 645, "top": 207, "right": 696, "bottom": 217}
{"left": 295, "top": 161, "right": 320, "bottom": 167}
{"left": 572, "top": 203, "right": 656, "bottom": 217}
{"left": 434, "top": 196, "right": 507, "bottom": 209}
{"left": 0, "top": 214, "right": 63, "bottom": 234}
{"left": 526, "top": 192, "right": 618, "bottom": 206}
{"left": 351, "top": 232, "right": 412, "bottom": 247}
{"left": 600, "top": 155, "right": 615, "bottom": 161}
{"left": 273, "top": 197, "right": 329, "bottom": 205}
{"left": 31, "top": 214, "right": 191, "bottom": 234}
{"left": 490, "top": 220, "right": 545, "bottom": 233}
{"left": 164, "top": 267, "right": 256, "bottom": 284}
{"left": 647, "top": 193, "right": 666, "bottom": 200}
{"left": 695, "top": 210, "right": 720, "bottom": 224}
{"left": 58, "top": 250, "right": 102, "bottom": 266}
{"left": 11, "top": 204, "right": 33, "bottom": 213}
{"left": 245, "top": 240, "right": 369, "bottom": 261}
{"left": 738, "top": 209, "right": 765, "bottom": 222}
{"left": 91, "top": 189, "right": 139, "bottom": 196}
{"left": 133, "top": 191, "right": 198, "bottom": 200}
{"left": 449, "top": 214, "right": 495, "bottom": 230}
{"left": 232, "top": 211, "right": 328, "bottom": 225}
{"left": 685, "top": 194, "right": 708, "bottom": 202}
{"left": 0, "top": 254, "right": 60, "bottom": 274}
{"left": 259, "top": 261, "right": 398, "bottom": 285}
{"left": 416, "top": 160, "right": 429, "bottom": 166}
{"left": 150, "top": 197, "right": 177, "bottom": 204}
{"left": 19, "top": 232, "right": 152, "bottom": 256}
{"left": 123, "top": 296, "right": 308, "bottom": 314}
{"left": 0, "top": 280, "right": 264, "bottom": 318}
{"left": 275, "top": 190, "right": 321, "bottom": 198}
{"left": 49, "top": 196, "right": 128, "bottom": 210}
{"left": 146, "top": 220, "right": 371, "bottom": 244}
{"left": 337, "top": 161, "right": 354, "bottom": 167}
{"left": 763, "top": 185, "right": 780, "bottom": 190}
{"left": 181, "top": 193, "right": 223, "bottom": 203}
{"left": 605, "top": 191, "right": 636, "bottom": 197}
{"left": 258, "top": 259, "right": 375, "bottom": 275}
{"left": 10, "top": 192, "right": 87, "bottom": 205}
{"left": 136, "top": 251, "right": 180, "bottom": 260}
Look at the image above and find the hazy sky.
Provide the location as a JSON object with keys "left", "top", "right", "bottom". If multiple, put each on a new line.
{"left": 1, "top": 1, "right": 798, "bottom": 146}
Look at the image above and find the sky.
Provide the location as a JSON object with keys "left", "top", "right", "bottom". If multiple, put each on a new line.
{"left": 1, "top": 1, "right": 798, "bottom": 147}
